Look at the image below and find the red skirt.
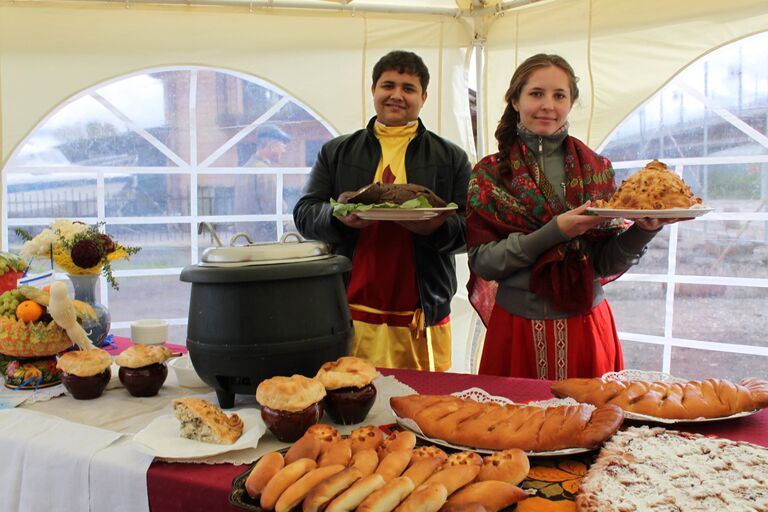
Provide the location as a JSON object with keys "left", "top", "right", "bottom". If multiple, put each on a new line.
{"left": 478, "top": 300, "right": 624, "bottom": 380}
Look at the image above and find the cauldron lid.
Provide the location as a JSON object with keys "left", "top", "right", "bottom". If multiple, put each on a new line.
{"left": 200, "top": 232, "right": 330, "bottom": 267}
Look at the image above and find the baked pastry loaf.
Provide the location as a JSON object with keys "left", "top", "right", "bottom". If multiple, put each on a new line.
{"left": 551, "top": 377, "right": 768, "bottom": 419}
{"left": 593, "top": 159, "right": 702, "bottom": 210}
{"left": 390, "top": 394, "right": 623, "bottom": 452}
{"left": 173, "top": 398, "right": 244, "bottom": 444}
{"left": 338, "top": 183, "right": 446, "bottom": 208}
{"left": 57, "top": 348, "right": 112, "bottom": 377}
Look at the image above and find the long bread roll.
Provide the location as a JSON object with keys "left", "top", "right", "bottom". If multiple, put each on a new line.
{"left": 444, "top": 481, "right": 530, "bottom": 512}
{"left": 245, "top": 451, "right": 285, "bottom": 499}
{"left": 393, "top": 482, "right": 447, "bottom": 512}
{"left": 302, "top": 467, "right": 363, "bottom": 512}
{"left": 390, "top": 394, "right": 623, "bottom": 452}
{"left": 325, "top": 473, "right": 387, "bottom": 512}
{"left": 419, "top": 464, "right": 479, "bottom": 495}
{"left": 261, "top": 458, "right": 317, "bottom": 510}
{"left": 476, "top": 449, "right": 529, "bottom": 486}
{"left": 375, "top": 450, "right": 413, "bottom": 482}
{"left": 551, "top": 377, "right": 768, "bottom": 419}
{"left": 275, "top": 465, "right": 345, "bottom": 512}
{"left": 358, "top": 476, "right": 415, "bottom": 512}
{"left": 349, "top": 448, "right": 379, "bottom": 477}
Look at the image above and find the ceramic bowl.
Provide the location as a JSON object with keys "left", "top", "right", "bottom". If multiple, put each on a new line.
{"left": 61, "top": 368, "right": 111, "bottom": 399}
{"left": 168, "top": 354, "right": 208, "bottom": 388}
{"left": 118, "top": 363, "right": 168, "bottom": 397}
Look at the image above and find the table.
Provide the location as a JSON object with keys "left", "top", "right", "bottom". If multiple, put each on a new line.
{"left": 146, "top": 368, "right": 768, "bottom": 512}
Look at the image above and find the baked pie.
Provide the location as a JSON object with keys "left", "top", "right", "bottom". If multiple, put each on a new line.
{"left": 594, "top": 159, "right": 703, "bottom": 210}
{"left": 173, "top": 397, "right": 244, "bottom": 444}
{"left": 576, "top": 426, "right": 768, "bottom": 511}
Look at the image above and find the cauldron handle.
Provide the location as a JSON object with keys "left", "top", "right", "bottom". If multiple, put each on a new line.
{"left": 280, "top": 232, "right": 305, "bottom": 244}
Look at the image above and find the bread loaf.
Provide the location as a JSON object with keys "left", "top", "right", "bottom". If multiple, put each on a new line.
{"left": 350, "top": 448, "right": 380, "bottom": 477}
{"left": 420, "top": 464, "right": 480, "bottom": 494}
{"left": 325, "top": 473, "right": 387, "bottom": 512}
{"left": 393, "top": 483, "right": 447, "bottom": 512}
{"left": 378, "top": 431, "right": 417, "bottom": 458}
{"left": 274, "top": 464, "right": 345, "bottom": 512}
{"left": 302, "top": 467, "right": 363, "bottom": 512}
{"left": 401, "top": 457, "right": 443, "bottom": 487}
{"left": 550, "top": 377, "right": 768, "bottom": 419}
{"left": 318, "top": 438, "right": 352, "bottom": 467}
{"left": 476, "top": 449, "right": 529, "bottom": 486}
{"left": 358, "top": 476, "right": 415, "bottom": 512}
{"left": 260, "top": 458, "right": 317, "bottom": 510}
{"left": 349, "top": 425, "right": 385, "bottom": 453}
{"left": 390, "top": 394, "right": 623, "bottom": 452}
{"left": 375, "top": 450, "right": 413, "bottom": 482}
{"left": 444, "top": 451, "right": 482, "bottom": 467}
{"left": 245, "top": 451, "right": 285, "bottom": 499}
{"left": 410, "top": 446, "right": 447, "bottom": 464}
{"left": 284, "top": 433, "right": 323, "bottom": 464}
{"left": 444, "top": 481, "right": 530, "bottom": 512}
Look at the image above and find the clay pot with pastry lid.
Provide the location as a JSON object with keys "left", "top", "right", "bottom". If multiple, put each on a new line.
{"left": 180, "top": 232, "right": 352, "bottom": 409}
{"left": 116, "top": 345, "right": 172, "bottom": 397}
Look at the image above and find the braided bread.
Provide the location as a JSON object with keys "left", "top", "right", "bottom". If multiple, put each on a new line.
{"left": 389, "top": 394, "right": 623, "bottom": 452}
{"left": 550, "top": 377, "right": 768, "bottom": 419}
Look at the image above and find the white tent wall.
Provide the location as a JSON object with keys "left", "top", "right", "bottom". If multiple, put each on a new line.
{"left": 482, "top": 0, "right": 768, "bottom": 151}
{"left": 0, "top": 2, "right": 474, "bottom": 164}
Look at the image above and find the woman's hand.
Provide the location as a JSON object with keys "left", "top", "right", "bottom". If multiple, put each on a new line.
{"left": 634, "top": 217, "right": 691, "bottom": 231}
{"left": 556, "top": 202, "right": 607, "bottom": 238}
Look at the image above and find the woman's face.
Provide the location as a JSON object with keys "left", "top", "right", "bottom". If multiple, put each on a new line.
{"left": 512, "top": 65, "right": 573, "bottom": 136}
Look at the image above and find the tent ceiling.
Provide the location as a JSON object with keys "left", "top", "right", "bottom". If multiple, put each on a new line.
{"left": 47, "top": 0, "right": 539, "bottom": 16}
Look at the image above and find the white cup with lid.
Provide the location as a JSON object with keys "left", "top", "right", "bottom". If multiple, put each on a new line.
{"left": 131, "top": 319, "right": 169, "bottom": 345}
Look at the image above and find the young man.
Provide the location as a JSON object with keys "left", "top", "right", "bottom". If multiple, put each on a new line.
{"left": 293, "top": 50, "right": 471, "bottom": 371}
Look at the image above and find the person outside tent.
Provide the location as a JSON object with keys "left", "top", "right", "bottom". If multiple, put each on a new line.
{"left": 245, "top": 124, "right": 291, "bottom": 167}
{"left": 293, "top": 50, "right": 471, "bottom": 372}
{"left": 466, "top": 53, "right": 686, "bottom": 380}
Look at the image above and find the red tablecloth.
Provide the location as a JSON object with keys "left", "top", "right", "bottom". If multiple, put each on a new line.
{"left": 146, "top": 368, "right": 768, "bottom": 512}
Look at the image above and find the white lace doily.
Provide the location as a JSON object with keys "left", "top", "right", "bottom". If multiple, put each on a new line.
{"left": 601, "top": 369, "right": 688, "bottom": 384}
{"left": 0, "top": 381, "right": 67, "bottom": 407}
{"left": 451, "top": 386, "right": 590, "bottom": 409}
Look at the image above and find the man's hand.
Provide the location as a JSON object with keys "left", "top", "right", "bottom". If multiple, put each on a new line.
{"left": 396, "top": 210, "right": 455, "bottom": 235}
{"left": 556, "top": 202, "right": 608, "bottom": 238}
{"left": 336, "top": 214, "right": 376, "bottom": 229}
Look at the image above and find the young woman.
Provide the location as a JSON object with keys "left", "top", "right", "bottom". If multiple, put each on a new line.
{"left": 466, "top": 54, "right": 679, "bottom": 380}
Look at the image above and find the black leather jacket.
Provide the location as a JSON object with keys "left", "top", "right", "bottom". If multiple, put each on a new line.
{"left": 293, "top": 117, "right": 471, "bottom": 326}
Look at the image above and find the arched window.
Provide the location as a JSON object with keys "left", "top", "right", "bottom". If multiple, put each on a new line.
{"left": 2, "top": 67, "right": 337, "bottom": 343}
{"left": 599, "top": 32, "right": 768, "bottom": 379}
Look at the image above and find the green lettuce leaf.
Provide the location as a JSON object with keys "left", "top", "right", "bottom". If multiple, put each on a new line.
{"left": 331, "top": 197, "right": 457, "bottom": 217}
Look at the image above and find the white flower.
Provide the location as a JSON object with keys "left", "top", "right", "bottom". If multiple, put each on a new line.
{"left": 18, "top": 219, "right": 89, "bottom": 260}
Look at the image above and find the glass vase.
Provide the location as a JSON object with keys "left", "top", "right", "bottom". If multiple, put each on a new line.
{"left": 67, "top": 274, "right": 111, "bottom": 348}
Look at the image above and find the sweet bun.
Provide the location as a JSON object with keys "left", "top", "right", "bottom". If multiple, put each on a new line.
{"left": 401, "top": 457, "right": 442, "bottom": 487}
{"left": 445, "top": 451, "right": 483, "bottom": 468}
{"left": 350, "top": 449, "right": 380, "bottom": 477}
{"left": 325, "top": 473, "right": 386, "bottom": 512}
{"left": 318, "top": 438, "right": 352, "bottom": 467}
{"left": 378, "top": 431, "right": 417, "bottom": 458}
{"left": 393, "top": 482, "right": 447, "bottom": 512}
{"left": 476, "top": 449, "right": 529, "bottom": 486}
{"left": 56, "top": 348, "right": 112, "bottom": 377}
{"left": 302, "top": 466, "right": 363, "bottom": 512}
{"left": 315, "top": 356, "right": 377, "bottom": 390}
{"left": 256, "top": 375, "right": 327, "bottom": 412}
{"left": 357, "top": 476, "right": 415, "bottom": 512}
{"left": 410, "top": 446, "right": 447, "bottom": 464}
{"left": 305, "top": 424, "right": 341, "bottom": 454}
{"left": 275, "top": 465, "right": 345, "bottom": 512}
{"left": 115, "top": 345, "right": 172, "bottom": 368}
{"left": 349, "top": 425, "right": 385, "bottom": 453}
{"left": 245, "top": 452, "right": 285, "bottom": 499}
{"left": 375, "top": 450, "right": 413, "bottom": 482}
{"left": 444, "top": 481, "right": 530, "bottom": 512}
{"left": 260, "top": 458, "right": 317, "bottom": 510}
{"left": 420, "top": 464, "right": 480, "bottom": 495}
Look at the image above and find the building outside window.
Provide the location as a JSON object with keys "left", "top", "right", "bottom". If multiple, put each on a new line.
{"left": 2, "top": 67, "right": 337, "bottom": 343}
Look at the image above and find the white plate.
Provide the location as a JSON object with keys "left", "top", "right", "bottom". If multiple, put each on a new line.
{"left": 599, "top": 369, "right": 763, "bottom": 424}
{"left": 354, "top": 206, "right": 457, "bottom": 221}
{"left": 586, "top": 206, "right": 712, "bottom": 219}
{"left": 132, "top": 408, "right": 266, "bottom": 459}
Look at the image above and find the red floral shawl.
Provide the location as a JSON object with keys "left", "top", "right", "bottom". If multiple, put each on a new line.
{"left": 466, "top": 136, "right": 624, "bottom": 325}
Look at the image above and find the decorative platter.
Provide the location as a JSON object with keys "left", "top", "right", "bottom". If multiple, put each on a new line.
{"left": 353, "top": 206, "right": 457, "bottom": 221}
{"left": 586, "top": 205, "right": 712, "bottom": 219}
{"left": 132, "top": 408, "right": 266, "bottom": 459}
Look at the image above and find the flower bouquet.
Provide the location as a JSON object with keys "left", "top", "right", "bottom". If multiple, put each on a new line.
{"left": 16, "top": 219, "right": 140, "bottom": 290}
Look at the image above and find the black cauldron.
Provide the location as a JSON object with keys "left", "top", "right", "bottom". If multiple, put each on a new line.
{"left": 180, "top": 236, "right": 353, "bottom": 408}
